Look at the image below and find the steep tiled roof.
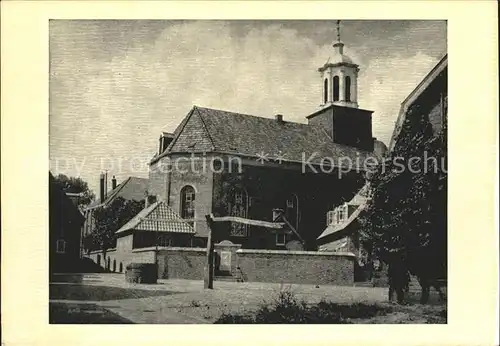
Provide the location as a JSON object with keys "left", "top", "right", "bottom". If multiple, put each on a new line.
{"left": 388, "top": 54, "right": 447, "bottom": 152}
{"left": 156, "top": 106, "right": 374, "bottom": 168}
{"left": 347, "top": 183, "right": 370, "bottom": 206}
{"left": 85, "top": 177, "right": 149, "bottom": 210}
{"left": 116, "top": 201, "right": 195, "bottom": 235}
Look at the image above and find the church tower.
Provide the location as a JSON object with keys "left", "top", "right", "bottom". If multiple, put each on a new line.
{"left": 319, "top": 20, "right": 359, "bottom": 108}
{"left": 307, "top": 20, "right": 374, "bottom": 152}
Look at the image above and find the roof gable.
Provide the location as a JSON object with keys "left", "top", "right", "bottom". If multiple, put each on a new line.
{"left": 168, "top": 107, "right": 214, "bottom": 153}
{"left": 85, "top": 176, "right": 149, "bottom": 210}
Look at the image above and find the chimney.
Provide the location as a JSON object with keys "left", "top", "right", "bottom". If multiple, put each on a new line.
{"left": 99, "top": 173, "right": 105, "bottom": 203}
{"left": 275, "top": 114, "right": 284, "bottom": 123}
{"left": 112, "top": 175, "right": 117, "bottom": 190}
{"left": 104, "top": 171, "right": 108, "bottom": 199}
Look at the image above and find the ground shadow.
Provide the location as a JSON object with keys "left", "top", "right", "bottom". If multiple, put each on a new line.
{"left": 49, "top": 302, "right": 133, "bottom": 324}
{"left": 49, "top": 283, "right": 179, "bottom": 301}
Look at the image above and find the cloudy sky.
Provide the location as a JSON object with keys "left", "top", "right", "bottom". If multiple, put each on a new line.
{"left": 49, "top": 20, "right": 447, "bottom": 193}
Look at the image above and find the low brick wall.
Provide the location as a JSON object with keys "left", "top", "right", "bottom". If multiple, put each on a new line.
{"left": 156, "top": 247, "right": 206, "bottom": 280}
{"left": 235, "top": 249, "right": 355, "bottom": 286}
{"left": 84, "top": 247, "right": 206, "bottom": 279}
{"left": 85, "top": 247, "right": 355, "bottom": 285}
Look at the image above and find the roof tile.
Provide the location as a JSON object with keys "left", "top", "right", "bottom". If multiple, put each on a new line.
{"left": 166, "top": 106, "right": 375, "bottom": 168}
{"left": 116, "top": 201, "right": 195, "bottom": 235}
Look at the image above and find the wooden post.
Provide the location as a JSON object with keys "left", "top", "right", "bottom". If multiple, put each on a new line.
{"left": 204, "top": 214, "right": 215, "bottom": 289}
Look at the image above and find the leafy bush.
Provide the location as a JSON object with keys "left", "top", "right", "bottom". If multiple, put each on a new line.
{"left": 214, "top": 291, "right": 391, "bottom": 324}
{"left": 215, "top": 313, "right": 254, "bottom": 324}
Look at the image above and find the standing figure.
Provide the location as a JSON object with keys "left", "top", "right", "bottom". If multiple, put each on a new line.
{"left": 387, "top": 256, "right": 410, "bottom": 304}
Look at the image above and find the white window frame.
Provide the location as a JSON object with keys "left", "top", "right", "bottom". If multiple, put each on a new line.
{"left": 327, "top": 210, "right": 335, "bottom": 226}
{"left": 56, "top": 239, "right": 66, "bottom": 254}
{"left": 158, "top": 234, "right": 172, "bottom": 247}
{"left": 276, "top": 233, "right": 286, "bottom": 246}
{"left": 229, "top": 188, "right": 249, "bottom": 237}
{"left": 337, "top": 204, "right": 348, "bottom": 223}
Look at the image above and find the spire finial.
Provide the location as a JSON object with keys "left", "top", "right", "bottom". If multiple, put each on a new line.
{"left": 336, "top": 20, "right": 341, "bottom": 42}
{"left": 333, "top": 20, "right": 344, "bottom": 54}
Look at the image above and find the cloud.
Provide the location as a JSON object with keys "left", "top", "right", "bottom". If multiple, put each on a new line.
{"left": 49, "top": 20, "right": 444, "bottom": 193}
{"left": 359, "top": 52, "right": 439, "bottom": 143}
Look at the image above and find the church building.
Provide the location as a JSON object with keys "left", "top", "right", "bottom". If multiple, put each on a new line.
{"left": 126, "top": 22, "right": 385, "bottom": 252}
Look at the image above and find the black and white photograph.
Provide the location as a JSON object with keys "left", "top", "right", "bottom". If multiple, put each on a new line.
{"left": 47, "top": 19, "right": 449, "bottom": 324}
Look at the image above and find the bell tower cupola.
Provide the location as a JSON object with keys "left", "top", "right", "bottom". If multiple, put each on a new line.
{"left": 319, "top": 20, "right": 359, "bottom": 108}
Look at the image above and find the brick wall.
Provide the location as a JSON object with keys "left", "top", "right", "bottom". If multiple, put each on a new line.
{"left": 307, "top": 105, "right": 373, "bottom": 151}
{"left": 212, "top": 164, "right": 364, "bottom": 249}
{"left": 168, "top": 157, "right": 213, "bottom": 238}
{"left": 157, "top": 248, "right": 206, "bottom": 279}
{"left": 332, "top": 107, "right": 373, "bottom": 151}
{"left": 235, "top": 249, "right": 354, "bottom": 285}
{"left": 148, "top": 162, "right": 167, "bottom": 200}
{"left": 149, "top": 154, "right": 213, "bottom": 239}
{"left": 307, "top": 107, "right": 334, "bottom": 138}
{"left": 86, "top": 246, "right": 206, "bottom": 279}
{"left": 85, "top": 245, "right": 355, "bottom": 286}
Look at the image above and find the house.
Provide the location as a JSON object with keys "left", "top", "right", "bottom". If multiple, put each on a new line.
{"left": 85, "top": 200, "right": 196, "bottom": 273}
{"left": 145, "top": 26, "right": 387, "bottom": 252}
{"left": 86, "top": 23, "right": 393, "bottom": 285}
{"left": 115, "top": 200, "right": 196, "bottom": 249}
{"left": 316, "top": 54, "right": 447, "bottom": 282}
{"left": 317, "top": 183, "right": 371, "bottom": 253}
{"left": 82, "top": 175, "right": 149, "bottom": 242}
{"left": 49, "top": 172, "right": 85, "bottom": 274}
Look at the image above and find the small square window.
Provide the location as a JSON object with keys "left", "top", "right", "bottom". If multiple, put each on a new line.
{"left": 158, "top": 235, "right": 172, "bottom": 247}
{"left": 276, "top": 233, "right": 286, "bottom": 246}
{"left": 56, "top": 239, "right": 66, "bottom": 254}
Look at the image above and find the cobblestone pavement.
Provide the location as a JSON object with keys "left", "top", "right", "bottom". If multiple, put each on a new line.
{"left": 49, "top": 273, "right": 443, "bottom": 324}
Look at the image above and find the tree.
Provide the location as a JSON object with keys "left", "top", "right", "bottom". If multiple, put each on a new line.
{"left": 359, "top": 102, "right": 447, "bottom": 303}
{"left": 85, "top": 197, "right": 144, "bottom": 256}
{"left": 53, "top": 174, "right": 95, "bottom": 207}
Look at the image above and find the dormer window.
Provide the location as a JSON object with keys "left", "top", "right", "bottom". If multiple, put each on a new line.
{"left": 327, "top": 210, "right": 335, "bottom": 226}
{"left": 336, "top": 204, "right": 348, "bottom": 223}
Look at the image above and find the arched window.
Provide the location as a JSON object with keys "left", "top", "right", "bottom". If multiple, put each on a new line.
{"left": 345, "top": 76, "right": 351, "bottom": 102}
{"left": 229, "top": 187, "right": 248, "bottom": 237}
{"left": 180, "top": 186, "right": 195, "bottom": 223}
{"left": 324, "top": 78, "right": 328, "bottom": 103}
{"left": 333, "top": 76, "right": 340, "bottom": 101}
{"left": 119, "top": 262, "right": 123, "bottom": 273}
